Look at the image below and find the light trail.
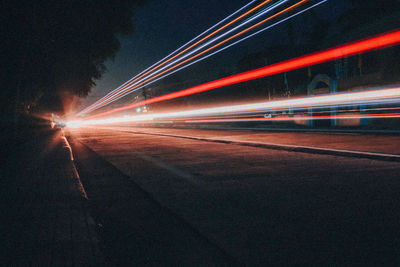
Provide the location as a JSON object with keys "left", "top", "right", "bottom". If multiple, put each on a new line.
{"left": 67, "top": 113, "right": 400, "bottom": 128}
{"left": 183, "top": 113, "right": 400, "bottom": 123}
{"left": 79, "top": 0, "right": 260, "bottom": 113}
{"left": 82, "top": 0, "right": 300, "bottom": 114}
{"left": 79, "top": 0, "right": 276, "bottom": 115}
{"left": 80, "top": 29, "right": 400, "bottom": 120}
{"left": 90, "top": 0, "right": 328, "bottom": 111}
{"left": 66, "top": 86, "right": 400, "bottom": 127}
{"left": 84, "top": 0, "right": 312, "bottom": 114}
{"left": 120, "top": 87, "right": 400, "bottom": 119}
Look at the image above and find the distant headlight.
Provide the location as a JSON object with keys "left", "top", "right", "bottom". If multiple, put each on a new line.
{"left": 55, "top": 122, "right": 66, "bottom": 128}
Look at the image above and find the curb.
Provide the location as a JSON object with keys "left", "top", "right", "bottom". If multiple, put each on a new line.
{"left": 66, "top": 134, "right": 243, "bottom": 266}
{"left": 113, "top": 129, "right": 400, "bottom": 162}
{"left": 61, "top": 133, "right": 103, "bottom": 264}
{"left": 61, "top": 134, "right": 88, "bottom": 198}
{"left": 224, "top": 140, "right": 400, "bottom": 162}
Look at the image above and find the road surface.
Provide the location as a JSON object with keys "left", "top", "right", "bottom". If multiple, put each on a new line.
{"left": 66, "top": 126, "right": 400, "bottom": 265}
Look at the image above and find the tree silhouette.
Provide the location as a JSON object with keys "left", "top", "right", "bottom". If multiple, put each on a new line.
{"left": 1, "top": 0, "right": 145, "bottom": 116}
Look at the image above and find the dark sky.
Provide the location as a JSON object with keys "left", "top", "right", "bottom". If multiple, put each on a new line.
{"left": 81, "top": 0, "right": 348, "bottom": 107}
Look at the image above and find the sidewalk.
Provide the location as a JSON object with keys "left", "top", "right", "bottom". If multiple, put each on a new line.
{"left": 0, "top": 130, "right": 101, "bottom": 266}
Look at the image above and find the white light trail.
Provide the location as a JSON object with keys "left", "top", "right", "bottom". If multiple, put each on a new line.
{"left": 78, "top": 0, "right": 263, "bottom": 115}
{"left": 91, "top": 0, "right": 327, "bottom": 108}
{"left": 67, "top": 86, "right": 400, "bottom": 128}
{"left": 81, "top": 0, "right": 325, "bottom": 114}
{"left": 81, "top": 0, "right": 291, "bottom": 114}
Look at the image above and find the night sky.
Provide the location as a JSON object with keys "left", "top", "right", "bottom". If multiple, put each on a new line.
{"left": 81, "top": 0, "right": 349, "bottom": 108}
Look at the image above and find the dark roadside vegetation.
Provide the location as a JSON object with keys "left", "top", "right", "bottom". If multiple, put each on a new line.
{"left": 1, "top": 0, "right": 146, "bottom": 117}
{"left": 1, "top": 0, "right": 146, "bottom": 161}
{"left": 0, "top": 0, "right": 145, "bottom": 265}
{"left": 0, "top": 125, "right": 106, "bottom": 265}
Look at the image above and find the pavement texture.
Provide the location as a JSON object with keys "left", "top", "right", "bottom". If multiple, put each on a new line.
{"left": 66, "top": 135, "right": 237, "bottom": 266}
{"left": 99, "top": 126, "right": 400, "bottom": 156}
{"left": 68, "top": 126, "right": 400, "bottom": 266}
{"left": 0, "top": 130, "right": 101, "bottom": 266}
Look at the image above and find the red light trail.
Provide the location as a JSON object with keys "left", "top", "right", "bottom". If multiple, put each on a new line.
{"left": 183, "top": 113, "right": 400, "bottom": 123}
{"left": 82, "top": 29, "right": 400, "bottom": 120}
{"left": 66, "top": 85, "right": 400, "bottom": 127}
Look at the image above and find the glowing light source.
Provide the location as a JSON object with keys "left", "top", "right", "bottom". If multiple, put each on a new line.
{"left": 67, "top": 113, "right": 400, "bottom": 128}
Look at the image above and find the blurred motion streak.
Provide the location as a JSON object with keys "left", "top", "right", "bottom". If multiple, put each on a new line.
{"left": 85, "top": 0, "right": 309, "bottom": 112}
{"left": 80, "top": 29, "right": 400, "bottom": 121}
{"left": 183, "top": 113, "right": 400, "bottom": 123}
{"left": 67, "top": 114, "right": 400, "bottom": 128}
{"left": 67, "top": 86, "right": 400, "bottom": 127}
{"left": 78, "top": 0, "right": 263, "bottom": 115}
{"left": 79, "top": 0, "right": 277, "bottom": 114}
{"left": 85, "top": 0, "right": 326, "bottom": 112}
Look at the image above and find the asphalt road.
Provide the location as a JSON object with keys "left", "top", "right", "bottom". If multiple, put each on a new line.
{"left": 67, "top": 126, "right": 400, "bottom": 266}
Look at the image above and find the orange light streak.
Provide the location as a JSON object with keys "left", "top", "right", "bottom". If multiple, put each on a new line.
{"left": 85, "top": 0, "right": 307, "bottom": 113}
{"left": 82, "top": 29, "right": 400, "bottom": 120}
{"left": 83, "top": 0, "right": 275, "bottom": 113}
{"left": 67, "top": 86, "right": 400, "bottom": 127}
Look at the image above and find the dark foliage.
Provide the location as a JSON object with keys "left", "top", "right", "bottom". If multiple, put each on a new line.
{"left": 1, "top": 0, "right": 144, "bottom": 115}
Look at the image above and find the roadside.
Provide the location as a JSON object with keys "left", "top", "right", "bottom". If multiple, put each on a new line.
{"left": 0, "top": 115, "right": 52, "bottom": 154}
{"left": 0, "top": 129, "right": 101, "bottom": 266}
{"left": 92, "top": 126, "right": 400, "bottom": 161}
{"left": 65, "top": 132, "right": 238, "bottom": 266}
{"left": 66, "top": 126, "right": 400, "bottom": 266}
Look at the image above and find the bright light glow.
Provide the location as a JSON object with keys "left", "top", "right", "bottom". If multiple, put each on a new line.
{"left": 67, "top": 115, "right": 156, "bottom": 128}
{"left": 66, "top": 86, "right": 400, "bottom": 128}
{"left": 67, "top": 113, "right": 400, "bottom": 128}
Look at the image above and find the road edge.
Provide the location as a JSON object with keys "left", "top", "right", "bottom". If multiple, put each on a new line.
{"left": 110, "top": 128, "right": 400, "bottom": 162}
